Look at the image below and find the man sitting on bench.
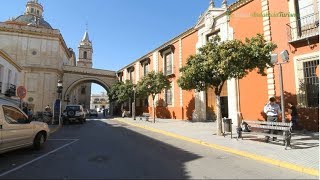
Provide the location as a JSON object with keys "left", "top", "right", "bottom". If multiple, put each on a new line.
{"left": 263, "top": 97, "right": 281, "bottom": 142}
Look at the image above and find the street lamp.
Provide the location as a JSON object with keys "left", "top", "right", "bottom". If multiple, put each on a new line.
{"left": 55, "top": 80, "right": 63, "bottom": 125}
{"left": 132, "top": 85, "right": 136, "bottom": 120}
{"left": 57, "top": 80, "right": 63, "bottom": 99}
{"left": 271, "top": 50, "right": 289, "bottom": 123}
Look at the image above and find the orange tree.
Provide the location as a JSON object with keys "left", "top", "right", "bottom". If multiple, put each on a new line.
{"left": 109, "top": 80, "right": 134, "bottom": 112}
{"left": 136, "top": 71, "right": 170, "bottom": 123}
{"left": 178, "top": 34, "right": 277, "bottom": 135}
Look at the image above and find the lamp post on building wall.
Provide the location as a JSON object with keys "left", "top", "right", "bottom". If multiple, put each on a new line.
{"left": 55, "top": 80, "right": 63, "bottom": 125}
{"left": 132, "top": 86, "right": 136, "bottom": 120}
{"left": 271, "top": 50, "right": 289, "bottom": 123}
{"left": 57, "top": 80, "right": 63, "bottom": 99}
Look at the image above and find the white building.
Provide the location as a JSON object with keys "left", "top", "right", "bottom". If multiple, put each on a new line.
{"left": 0, "top": 50, "right": 22, "bottom": 97}
{"left": 90, "top": 92, "right": 109, "bottom": 111}
{"left": 0, "top": 0, "right": 93, "bottom": 112}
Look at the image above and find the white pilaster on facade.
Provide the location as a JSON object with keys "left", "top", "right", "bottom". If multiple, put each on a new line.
{"left": 179, "top": 39, "right": 183, "bottom": 107}
{"left": 152, "top": 52, "right": 158, "bottom": 72}
{"left": 135, "top": 62, "right": 139, "bottom": 84}
{"left": 260, "top": 0, "right": 275, "bottom": 98}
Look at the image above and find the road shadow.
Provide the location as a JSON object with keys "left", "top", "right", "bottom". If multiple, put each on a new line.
{"left": 45, "top": 119, "right": 202, "bottom": 179}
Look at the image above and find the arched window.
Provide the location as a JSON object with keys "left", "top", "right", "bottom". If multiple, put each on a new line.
{"left": 83, "top": 51, "right": 87, "bottom": 59}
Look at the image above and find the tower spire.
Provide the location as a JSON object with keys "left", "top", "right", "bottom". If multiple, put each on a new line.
{"left": 222, "top": 0, "right": 227, "bottom": 8}
{"left": 209, "top": 0, "right": 215, "bottom": 8}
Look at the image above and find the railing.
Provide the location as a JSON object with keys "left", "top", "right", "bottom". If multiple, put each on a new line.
{"left": 0, "top": 82, "right": 2, "bottom": 93}
{"left": 286, "top": 13, "right": 319, "bottom": 42}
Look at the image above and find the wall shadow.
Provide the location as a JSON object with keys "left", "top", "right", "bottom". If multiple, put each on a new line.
{"left": 156, "top": 99, "right": 171, "bottom": 119}
{"left": 186, "top": 97, "right": 195, "bottom": 120}
{"left": 274, "top": 91, "right": 319, "bottom": 131}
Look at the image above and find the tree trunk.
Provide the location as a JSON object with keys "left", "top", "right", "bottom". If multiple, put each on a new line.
{"left": 129, "top": 98, "right": 132, "bottom": 115}
{"left": 215, "top": 94, "right": 223, "bottom": 136}
{"left": 152, "top": 95, "right": 156, "bottom": 123}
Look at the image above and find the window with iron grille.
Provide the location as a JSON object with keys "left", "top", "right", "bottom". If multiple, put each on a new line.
{"left": 165, "top": 87, "right": 172, "bottom": 106}
{"left": 143, "top": 63, "right": 149, "bottom": 76}
{"left": 164, "top": 52, "right": 173, "bottom": 75}
{"left": 302, "top": 59, "right": 319, "bottom": 107}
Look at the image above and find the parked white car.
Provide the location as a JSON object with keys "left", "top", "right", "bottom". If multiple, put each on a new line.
{"left": 62, "top": 105, "right": 86, "bottom": 124}
{"left": 0, "top": 98, "right": 50, "bottom": 154}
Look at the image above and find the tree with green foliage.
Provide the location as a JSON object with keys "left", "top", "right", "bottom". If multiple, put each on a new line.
{"left": 108, "top": 80, "right": 134, "bottom": 113}
{"left": 178, "top": 34, "right": 277, "bottom": 135}
{"left": 136, "top": 71, "right": 171, "bottom": 123}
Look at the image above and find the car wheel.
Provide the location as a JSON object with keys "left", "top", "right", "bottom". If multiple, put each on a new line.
{"left": 33, "top": 132, "right": 46, "bottom": 150}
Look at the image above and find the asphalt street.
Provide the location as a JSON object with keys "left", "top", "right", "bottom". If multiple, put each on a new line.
{"left": 0, "top": 115, "right": 316, "bottom": 179}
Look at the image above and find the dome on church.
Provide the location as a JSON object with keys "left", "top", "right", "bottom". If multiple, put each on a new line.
{"left": 12, "top": 14, "right": 53, "bottom": 29}
{"left": 5, "top": 0, "right": 53, "bottom": 29}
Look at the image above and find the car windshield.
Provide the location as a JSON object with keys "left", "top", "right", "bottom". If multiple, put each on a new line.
{"left": 66, "top": 106, "right": 80, "bottom": 111}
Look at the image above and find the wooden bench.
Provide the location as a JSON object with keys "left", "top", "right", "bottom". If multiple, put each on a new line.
{"left": 140, "top": 113, "right": 150, "bottom": 122}
{"left": 239, "top": 120, "right": 292, "bottom": 149}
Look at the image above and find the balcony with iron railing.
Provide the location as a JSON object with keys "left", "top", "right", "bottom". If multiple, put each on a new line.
{"left": 286, "top": 13, "right": 319, "bottom": 43}
{"left": 4, "top": 84, "right": 16, "bottom": 97}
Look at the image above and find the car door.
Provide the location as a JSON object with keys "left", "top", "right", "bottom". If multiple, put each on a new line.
{"left": 1, "top": 105, "right": 34, "bottom": 151}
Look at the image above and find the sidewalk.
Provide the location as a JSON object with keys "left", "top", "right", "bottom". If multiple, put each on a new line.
{"left": 114, "top": 117, "right": 319, "bottom": 177}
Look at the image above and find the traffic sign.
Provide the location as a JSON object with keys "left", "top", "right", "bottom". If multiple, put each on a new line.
{"left": 17, "top": 86, "right": 27, "bottom": 99}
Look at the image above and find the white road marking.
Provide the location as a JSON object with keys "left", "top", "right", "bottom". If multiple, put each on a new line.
{"left": 0, "top": 139, "right": 79, "bottom": 177}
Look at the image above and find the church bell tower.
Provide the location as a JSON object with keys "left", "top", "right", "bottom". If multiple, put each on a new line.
{"left": 77, "top": 30, "right": 93, "bottom": 68}
{"left": 76, "top": 30, "right": 93, "bottom": 109}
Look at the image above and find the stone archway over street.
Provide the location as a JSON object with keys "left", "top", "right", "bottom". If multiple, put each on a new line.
{"left": 62, "top": 65, "right": 117, "bottom": 104}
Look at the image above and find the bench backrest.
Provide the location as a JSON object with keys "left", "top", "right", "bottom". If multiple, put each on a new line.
{"left": 244, "top": 120, "right": 292, "bottom": 131}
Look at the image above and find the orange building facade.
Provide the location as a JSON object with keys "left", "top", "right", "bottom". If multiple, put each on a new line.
{"left": 229, "top": 0, "right": 319, "bottom": 131}
{"left": 117, "top": 0, "right": 319, "bottom": 131}
{"left": 117, "top": 28, "right": 198, "bottom": 120}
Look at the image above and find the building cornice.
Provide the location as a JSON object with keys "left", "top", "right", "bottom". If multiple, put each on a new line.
{"left": 23, "top": 66, "right": 63, "bottom": 75}
{"left": 0, "top": 23, "right": 72, "bottom": 59}
{"left": 117, "top": 28, "right": 196, "bottom": 73}
{"left": 229, "top": 0, "right": 254, "bottom": 12}
{"left": 63, "top": 65, "right": 116, "bottom": 78}
{"left": 0, "top": 50, "right": 23, "bottom": 71}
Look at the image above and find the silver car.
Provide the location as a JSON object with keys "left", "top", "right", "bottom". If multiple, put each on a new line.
{"left": 0, "top": 99, "right": 50, "bottom": 154}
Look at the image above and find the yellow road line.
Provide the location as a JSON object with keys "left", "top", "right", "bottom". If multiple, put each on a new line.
{"left": 116, "top": 118, "right": 319, "bottom": 177}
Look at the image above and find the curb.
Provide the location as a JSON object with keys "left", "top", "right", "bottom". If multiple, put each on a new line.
{"left": 115, "top": 118, "right": 319, "bottom": 177}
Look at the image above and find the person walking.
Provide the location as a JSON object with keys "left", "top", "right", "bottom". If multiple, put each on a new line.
{"left": 288, "top": 102, "right": 298, "bottom": 130}
{"left": 264, "top": 97, "right": 281, "bottom": 142}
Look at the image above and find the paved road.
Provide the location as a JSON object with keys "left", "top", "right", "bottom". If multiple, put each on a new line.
{"left": 0, "top": 116, "right": 316, "bottom": 179}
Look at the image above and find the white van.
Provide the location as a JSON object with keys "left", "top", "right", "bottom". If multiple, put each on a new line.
{"left": 0, "top": 98, "right": 50, "bottom": 154}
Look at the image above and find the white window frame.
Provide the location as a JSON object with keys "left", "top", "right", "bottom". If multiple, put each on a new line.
{"left": 294, "top": 52, "right": 319, "bottom": 107}
{"left": 162, "top": 49, "right": 173, "bottom": 76}
{"left": 164, "top": 82, "right": 174, "bottom": 107}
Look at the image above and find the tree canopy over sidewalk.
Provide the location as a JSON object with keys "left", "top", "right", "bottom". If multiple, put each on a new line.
{"left": 178, "top": 34, "right": 277, "bottom": 135}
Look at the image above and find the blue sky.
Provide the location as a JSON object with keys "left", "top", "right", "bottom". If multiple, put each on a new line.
{"left": 1, "top": 0, "right": 235, "bottom": 94}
